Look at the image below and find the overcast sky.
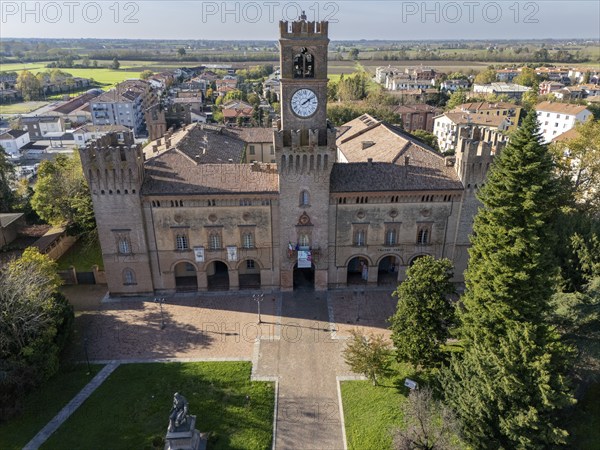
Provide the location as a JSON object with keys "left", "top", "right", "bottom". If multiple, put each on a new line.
{"left": 1, "top": 1, "right": 599, "bottom": 41}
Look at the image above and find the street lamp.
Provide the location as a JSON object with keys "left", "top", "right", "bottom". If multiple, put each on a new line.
{"left": 252, "top": 293, "right": 264, "bottom": 324}
{"left": 154, "top": 297, "right": 166, "bottom": 329}
{"left": 83, "top": 336, "right": 91, "bottom": 375}
{"left": 355, "top": 289, "right": 364, "bottom": 323}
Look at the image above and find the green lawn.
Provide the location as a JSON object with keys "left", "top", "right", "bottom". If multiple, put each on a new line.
{"left": 42, "top": 362, "right": 274, "bottom": 450}
{"left": 57, "top": 238, "right": 103, "bottom": 271}
{"left": 0, "top": 363, "right": 103, "bottom": 450}
{"left": 0, "top": 101, "right": 48, "bottom": 115}
{"left": 341, "top": 361, "right": 420, "bottom": 450}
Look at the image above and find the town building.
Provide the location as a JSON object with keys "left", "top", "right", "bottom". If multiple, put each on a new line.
{"left": 0, "top": 129, "right": 30, "bottom": 157}
{"left": 81, "top": 16, "right": 505, "bottom": 296}
{"left": 392, "top": 104, "right": 442, "bottom": 133}
{"left": 90, "top": 80, "right": 154, "bottom": 135}
{"left": 73, "top": 125, "right": 130, "bottom": 145}
{"left": 472, "top": 82, "right": 531, "bottom": 100}
{"left": 535, "top": 101, "right": 592, "bottom": 143}
{"left": 448, "top": 101, "right": 522, "bottom": 132}
{"left": 433, "top": 112, "right": 511, "bottom": 153}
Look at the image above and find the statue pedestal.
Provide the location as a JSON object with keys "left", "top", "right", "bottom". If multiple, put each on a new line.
{"left": 164, "top": 416, "right": 207, "bottom": 450}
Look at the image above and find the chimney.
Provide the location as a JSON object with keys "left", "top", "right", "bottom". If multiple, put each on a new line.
{"left": 367, "top": 158, "right": 373, "bottom": 165}
{"left": 405, "top": 155, "right": 410, "bottom": 166}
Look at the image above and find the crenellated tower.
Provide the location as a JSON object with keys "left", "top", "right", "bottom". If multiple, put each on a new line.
{"left": 79, "top": 132, "right": 154, "bottom": 295}
{"left": 276, "top": 13, "right": 336, "bottom": 290}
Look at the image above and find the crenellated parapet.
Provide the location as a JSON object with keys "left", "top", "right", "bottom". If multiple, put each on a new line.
{"left": 454, "top": 125, "right": 508, "bottom": 187}
{"left": 79, "top": 132, "right": 145, "bottom": 195}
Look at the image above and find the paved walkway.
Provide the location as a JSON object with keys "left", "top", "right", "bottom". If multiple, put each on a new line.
{"left": 23, "top": 361, "right": 120, "bottom": 450}
{"left": 33, "top": 286, "right": 398, "bottom": 450}
{"left": 254, "top": 290, "right": 355, "bottom": 450}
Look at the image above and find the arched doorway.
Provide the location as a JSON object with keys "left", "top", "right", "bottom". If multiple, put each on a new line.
{"left": 174, "top": 261, "right": 198, "bottom": 292}
{"left": 347, "top": 256, "right": 369, "bottom": 285}
{"left": 239, "top": 259, "right": 261, "bottom": 290}
{"left": 378, "top": 255, "right": 400, "bottom": 285}
{"left": 293, "top": 263, "right": 315, "bottom": 290}
{"left": 207, "top": 261, "right": 229, "bottom": 291}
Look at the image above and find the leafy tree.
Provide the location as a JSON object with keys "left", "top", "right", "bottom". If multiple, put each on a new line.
{"left": 513, "top": 67, "right": 540, "bottom": 87}
{"left": 140, "top": 70, "right": 154, "bottom": 80}
{"left": 349, "top": 48, "right": 360, "bottom": 60}
{"left": 444, "top": 90, "right": 467, "bottom": 111}
{"left": 92, "top": 60, "right": 98, "bottom": 68}
{"left": 0, "top": 248, "right": 73, "bottom": 420}
{"left": 550, "top": 118, "right": 600, "bottom": 213}
{"left": 389, "top": 256, "right": 455, "bottom": 369}
{"left": 177, "top": 47, "right": 186, "bottom": 56}
{"left": 443, "top": 110, "right": 575, "bottom": 448}
{"left": 81, "top": 57, "right": 90, "bottom": 67}
{"left": 31, "top": 152, "right": 95, "bottom": 236}
{"left": 16, "top": 70, "right": 41, "bottom": 100}
{"left": 0, "top": 146, "right": 16, "bottom": 212}
{"left": 224, "top": 89, "right": 244, "bottom": 102}
{"left": 393, "top": 388, "right": 462, "bottom": 450}
{"left": 110, "top": 57, "right": 120, "bottom": 70}
{"left": 343, "top": 330, "right": 392, "bottom": 385}
{"left": 473, "top": 68, "right": 497, "bottom": 85}
{"left": 411, "top": 130, "right": 440, "bottom": 152}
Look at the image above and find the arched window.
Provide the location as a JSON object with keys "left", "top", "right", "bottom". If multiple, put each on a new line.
{"left": 123, "top": 268, "right": 136, "bottom": 285}
{"left": 298, "top": 234, "right": 309, "bottom": 247}
{"left": 299, "top": 190, "right": 310, "bottom": 206}
{"left": 176, "top": 234, "right": 189, "bottom": 250}
{"left": 209, "top": 232, "right": 221, "bottom": 250}
{"left": 417, "top": 227, "right": 429, "bottom": 245}
{"left": 118, "top": 238, "right": 131, "bottom": 255}
{"left": 242, "top": 232, "right": 254, "bottom": 249}
{"left": 293, "top": 47, "right": 314, "bottom": 78}
{"left": 355, "top": 230, "right": 365, "bottom": 246}
{"left": 386, "top": 229, "right": 397, "bottom": 246}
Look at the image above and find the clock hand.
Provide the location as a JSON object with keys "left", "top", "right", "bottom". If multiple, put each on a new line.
{"left": 302, "top": 97, "right": 314, "bottom": 105}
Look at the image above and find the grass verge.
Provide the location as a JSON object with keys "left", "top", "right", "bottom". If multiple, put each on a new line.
{"left": 341, "top": 361, "right": 419, "bottom": 450}
{"left": 41, "top": 362, "right": 274, "bottom": 450}
{"left": 57, "top": 237, "right": 103, "bottom": 271}
{"left": 0, "top": 363, "right": 103, "bottom": 450}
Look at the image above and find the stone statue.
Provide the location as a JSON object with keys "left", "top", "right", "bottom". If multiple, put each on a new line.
{"left": 168, "top": 392, "right": 190, "bottom": 432}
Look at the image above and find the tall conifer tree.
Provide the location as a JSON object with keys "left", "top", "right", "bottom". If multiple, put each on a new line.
{"left": 443, "top": 111, "right": 575, "bottom": 448}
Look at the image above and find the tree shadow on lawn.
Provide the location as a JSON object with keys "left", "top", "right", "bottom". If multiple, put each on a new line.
{"left": 41, "top": 362, "right": 274, "bottom": 450}
{"left": 65, "top": 305, "right": 216, "bottom": 362}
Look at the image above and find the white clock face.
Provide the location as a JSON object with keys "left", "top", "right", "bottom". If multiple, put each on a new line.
{"left": 291, "top": 88, "right": 318, "bottom": 118}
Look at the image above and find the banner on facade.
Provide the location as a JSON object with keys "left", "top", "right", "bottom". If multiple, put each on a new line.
{"left": 297, "top": 246, "right": 312, "bottom": 268}
{"left": 227, "top": 246, "right": 238, "bottom": 262}
{"left": 194, "top": 247, "right": 205, "bottom": 263}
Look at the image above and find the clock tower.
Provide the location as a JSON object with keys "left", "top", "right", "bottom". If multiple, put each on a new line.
{"left": 275, "top": 13, "right": 336, "bottom": 290}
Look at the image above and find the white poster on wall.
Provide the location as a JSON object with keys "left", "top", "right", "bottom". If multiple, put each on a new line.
{"left": 194, "top": 247, "right": 205, "bottom": 263}
{"left": 227, "top": 246, "right": 238, "bottom": 262}
{"left": 297, "top": 246, "right": 312, "bottom": 268}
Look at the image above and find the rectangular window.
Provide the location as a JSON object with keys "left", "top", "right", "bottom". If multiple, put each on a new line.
{"left": 270, "top": 145, "right": 274, "bottom": 155}
{"left": 247, "top": 260, "right": 255, "bottom": 269}
{"left": 249, "top": 145, "right": 255, "bottom": 155}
